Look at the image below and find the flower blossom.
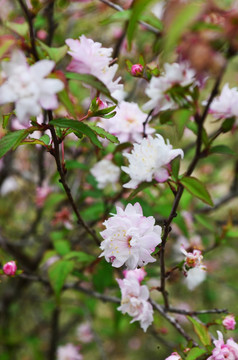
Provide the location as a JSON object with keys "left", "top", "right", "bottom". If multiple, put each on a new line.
{"left": 123, "top": 268, "right": 147, "bottom": 283}
{"left": 184, "top": 267, "right": 207, "bottom": 291}
{"left": 76, "top": 322, "right": 94, "bottom": 343}
{"left": 165, "top": 352, "right": 182, "bottom": 360}
{"left": 0, "top": 50, "right": 64, "bottom": 123}
{"left": 3, "top": 261, "right": 17, "bottom": 276}
{"left": 209, "top": 83, "right": 238, "bottom": 120}
{"left": 181, "top": 247, "right": 206, "bottom": 275}
{"left": 90, "top": 159, "right": 120, "bottom": 189}
{"left": 57, "top": 343, "right": 83, "bottom": 360}
{"left": 66, "top": 35, "right": 123, "bottom": 98}
{"left": 122, "top": 134, "right": 184, "bottom": 189}
{"left": 143, "top": 62, "right": 196, "bottom": 112}
{"left": 36, "top": 183, "right": 52, "bottom": 208}
{"left": 207, "top": 331, "right": 238, "bottom": 360}
{"left": 223, "top": 315, "right": 236, "bottom": 331}
{"left": 117, "top": 270, "right": 154, "bottom": 332}
{"left": 98, "top": 101, "right": 154, "bottom": 144}
{"left": 99, "top": 202, "right": 162, "bottom": 269}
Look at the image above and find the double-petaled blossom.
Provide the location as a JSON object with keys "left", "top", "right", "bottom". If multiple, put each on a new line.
{"left": 122, "top": 134, "right": 183, "bottom": 189}
{"left": 207, "top": 331, "right": 238, "bottom": 360}
{"left": 223, "top": 315, "right": 236, "bottom": 331}
{"left": 57, "top": 343, "right": 83, "bottom": 360}
{"left": 0, "top": 50, "right": 64, "bottom": 123}
{"left": 3, "top": 261, "right": 17, "bottom": 276}
{"left": 165, "top": 352, "right": 182, "bottom": 360}
{"left": 66, "top": 35, "right": 123, "bottom": 98}
{"left": 184, "top": 267, "right": 207, "bottom": 291}
{"left": 98, "top": 101, "right": 154, "bottom": 144}
{"left": 123, "top": 268, "right": 147, "bottom": 283}
{"left": 209, "top": 83, "right": 238, "bottom": 120}
{"left": 117, "top": 270, "right": 153, "bottom": 332}
{"left": 181, "top": 247, "right": 206, "bottom": 275}
{"left": 99, "top": 203, "right": 162, "bottom": 269}
{"left": 143, "top": 62, "right": 196, "bottom": 112}
{"left": 90, "top": 159, "right": 120, "bottom": 189}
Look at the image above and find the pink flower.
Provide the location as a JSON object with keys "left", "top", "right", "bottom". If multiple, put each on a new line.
{"left": 99, "top": 203, "right": 162, "bottom": 269}
{"left": 131, "top": 64, "right": 144, "bottom": 77}
{"left": 209, "top": 83, "right": 238, "bottom": 120}
{"left": 165, "top": 352, "right": 181, "bottom": 360}
{"left": 36, "top": 184, "right": 52, "bottom": 207}
{"left": 98, "top": 101, "right": 154, "bottom": 144}
{"left": 57, "top": 343, "right": 82, "bottom": 360}
{"left": 0, "top": 50, "right": 64, "bottom": 123}
{"left": 123, "top": 268, "right": 147, "bottom": 283}
{"left": 223, "top": 315, "right": 236, "bottom": 331}
{"left": 76, "top": 322, "right": 93, "bottom": 343}
{"left": 181, "top": 247, "right": 206, "bottom": 274}
{"left": 3, "top": 261, "right": 17, "bottom": 276}
{"left": 207, "top": 331, "right": 238, "bottom": 360}
{"left": 90, "top": 159, "right": 120, "bottom": 190}
{"left": 117, "top": 271, "right": 153, "bottom": 332}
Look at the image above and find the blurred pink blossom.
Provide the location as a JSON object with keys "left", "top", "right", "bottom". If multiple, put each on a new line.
{"left": 165, "top": 352, "right": 181, "bottom": 360}
{"left": 57, "top": 343, "right": 82, "bottom": 360}
{"left": 207, "top": 331, "right": 238, "bottom": 360}
{"left": 76, "top": 322, "right": 93, "bottom": 343}
{"left": 223, "top": 315, "right": 236, "bottom": 331}
{"left": 3, "top": 261, "right": 17, "bottom": 276}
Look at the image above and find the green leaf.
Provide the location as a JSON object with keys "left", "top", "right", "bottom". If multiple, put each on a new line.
{"left": 58, "top": 88, "right": 77, "bottom": 118}
{"left": 226, "top": 229, "right": 238, "bottom": 238}
{"left": 172, "top": 109, "right": 192, "bottom": 139}
{"left": 221, "top": 117, "right": 235, "bottom": 133}
{"left": 50, "top": 118, "right": 103, "bottom": 148}
{"left": 65, "top": 160, "right": 89, "bottom": 170}
{"left": 2, "top": 112, "right": 13, "bottom": 129}
{"left": 127, "top": 0, "right": 156, "bottom": 50}
{"left": 0, "top": 130, "right": 29, "bottom": 158}
{"left": 6, "top": 21, "right": 28, "bottom": 37}
{"left": 0, "top": 36, "right": 15, "bottom": 59}
{"left": 66, "top": 72, "right": 118, "bottom": 103}
{"left": 92, "top": 105, "right": 117, "bottom": 117}
{"left": 171, "top": 156, "right": 181, "bottom": 180}
{"left": 37, "top": 40, "right": 68, "bottom": 63}
{"left": 186, "top": 347, "right": 207, "bottom": 360}
{"left": 64, "top": 251, "right": 95, "bottom": 264}
{"left": 187, "top": 316, "right": 211, "bottom": 346}
{"left": 87, "top": 124, "right": 119, "bottom": 144}
{"left": 53, "top": 240, "right": 71, "bottom": 256}
{"left": 128, "top": 181, "right": 156, "bottom": 200}
{"left": 92, "top": 260, "right": 114, "bottom": 293}
{"left": 194, "top": 214, "right": 215, "bottom": 232}
{"left": 39, "top": 134, "right": 50, "bottom": 145}
{"left": 141, "top": 13, "right": 163, "bottom": 31}
{"left": 180, "top": 176, "right": 213, "bottom": 206}
{"left": 100, "top": 9, "right": 131, "bottom": 25}
{"left": 48, "top": 259, "right": 74, "bottom": 298}
{"left": 210, "top": 145, "right": 234, "bottom": 155}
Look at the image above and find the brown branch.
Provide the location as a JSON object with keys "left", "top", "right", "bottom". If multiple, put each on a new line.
{"left": 164, "top": 307, "right": 228, "bottom": 316}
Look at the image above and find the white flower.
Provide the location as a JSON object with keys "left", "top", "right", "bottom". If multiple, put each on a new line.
{"left": 209, "top": 83, "right": 238, "bottom": 119}
{"left": 66, "top": 35, "right": 123, "bottom": 98}
{"left": 117, "top": 271, "right": 154, "bottom": 332}
{"left": 98, "top": 101, "right": 154, "bottom": 143}
{"left": 76, "top": 322, "right": 93, "bottom": 343}
{"left": 99, "top": 202, "right": 162, "bottom": 269}
{"left": 184, "top": 267, "right": 207, "bottom": 290}
{"left": 90, "top": 159, "right": 120, "bottom": 189}
{"left": 57, "top": 343, "right": 82, "bottom": 360}
{"left": 143, "top": 62, "right": 196, "bottom": 112}
{"left": 0, "top": 50, "right": 64, "bottom": 123}
{"left": 181, "top": 247, "right": 206, "bottom": 275}
{"left": 122, "top": 134, "right": 184, "bottom": 189}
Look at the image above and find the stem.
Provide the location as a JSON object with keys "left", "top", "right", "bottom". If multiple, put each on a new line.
{"left": 48, "top": 306, "right": 60, "bottom": 360}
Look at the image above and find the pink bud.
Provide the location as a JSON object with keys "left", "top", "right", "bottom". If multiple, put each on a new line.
{"left": 223, "top": 315, "right": 236, "bottom": 330}
{"left": 37, "top": 30, "right": 47, "bottom": 40}
{"left": 131, "top": 64, "right": 144, "bottom": 77}
{"left": 3, "top": 261, "right": 17, "bottom": 276}
{"left": 96, "top": 97, "right": 107, "bottom": 110}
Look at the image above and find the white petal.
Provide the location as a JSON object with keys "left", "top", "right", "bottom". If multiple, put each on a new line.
{"left": 40, "top": 94, "right": 58, "bottom": 109}
{"left": 40, "top": 78, "right": 64, "bottom": 94}
{"left": 30, "top": 60, "right": 55, "bottom": 78}
{"left": 0, "top": 83, "right": 18, "bottom": 104}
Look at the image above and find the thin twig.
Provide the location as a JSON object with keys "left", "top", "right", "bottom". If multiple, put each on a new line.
{"left": 164, "top": 307, "right": 228, "bottom": 315}
{"left": 143, "top": 109, "right": 154, "bottom": 138}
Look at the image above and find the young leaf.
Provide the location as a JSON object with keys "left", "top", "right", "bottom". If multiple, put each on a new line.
{"left": 180, "top": 176, "right": 213, "bottom": 206}
{"left": 210, "top": 145, "right": 234, "bottom": 155}
{"left": 50, "top": 118, "right": 103, "bottom": 148}
{"left": 48, "top": 259, "right": 74, "bottom": 298}
{"left": 37, "top": 40, "right": 68, "bottom": 63}
{"left": 66, "top": 72, "right": 118, "bottom": 103}
{"left": 172, "top": 109, "right": 192, "bottom": 139}
{"left": 186, "top": 347, "right": 207, "bottom": 360}
{"left": 187, "top": 316, "right": 211, "bottom": 346}
{"left": 58, "top": 88, "right": 76, "bottom": 118}
{"left": 221, "top": 117, "right": 235, "bottom": 133}
{"left": 87, "top": 124, "right": 119, "bottom": 144}
{"left": 0, "top": 130, "right": 29, "bottom": 158}
{"left": 171, "top": 156, "right": 181, "bottom": 180}
{"left": 64, "top": 251, "right": 95, "bottom": 264}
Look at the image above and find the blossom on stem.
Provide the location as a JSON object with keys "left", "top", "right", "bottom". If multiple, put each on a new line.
{"left": 0, "top": 50, "right": 64, "bottom": 123}
{"left": 3, "top": 261, "right": 17, "bottom": 276}
{"left": 90, "top": 159, "right": 120, "bottom": 189}
{"left": 117, "top": 270, "right": 153, "bottom": 332}
{"left": 123, "top": 268, "right": 147, "bottom": 283}
{"left": 207, "top": 331, "right": 238, "bottom": 360}
{"left": 98, "top": 101, "right": 154, "bottom": 144}
{"left": 223, "top": 315, "right": 236, "bottom": 331}
{"left": 181, "top": 247, "right": 206, "bottom": 275}
{"left": 209, "top": 83, "right": 238, "bottom": 119}
{"left": 76, "top": 322, "right": 93, "bottom": 343}
{"left": 143, "top": 62, "right": 196, "bottom": 112}
{"left": 57, "top": 343, "right": 83, "bottom": 360}
{"left": 121, "top": 134, "right": 183, "bottom": 189}
{"left": 184, "top": 267, "right": 207, "bottom": 291}
{"left": 165, "top": 352, "right": 182, "bottom": 360}
{"left": 66, "top": 35, "right": 123, "bottom": 97}
{"left": 131, "top": 64, "right": 144, "bottom": 77}
{"left": 99, "top": 202, "right": 162, "bottom": 269}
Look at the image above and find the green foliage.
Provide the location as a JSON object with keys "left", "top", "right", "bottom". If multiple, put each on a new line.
{"left": 186, "top": 347, "right": 207, "bottom": 360}
{"left": 187, "top": 316, "right": 211, "bottom": 346}
{"left": 180, "top": 176, "right": 213, "bottom": 206}
{"left": 0, "top": 130, "right": 29, "bottom": 158}
{"left": 48, "top": 259, "right": 74, "bottom": 298}
{"left": 37, "top": 40, "right": 68, "bottom": 63}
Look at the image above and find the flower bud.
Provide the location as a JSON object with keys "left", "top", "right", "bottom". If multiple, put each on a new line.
{"left": 3, "top": 261, "right": 17, "bottom": 276}
{"left": 96, "top": 97, "right": 107, "bottom": 110}
{"left": 131, "top": 64, "right": 143, "bottom": 77}
{"left": 223, "top": 315, "right": 236, "bottom": 330}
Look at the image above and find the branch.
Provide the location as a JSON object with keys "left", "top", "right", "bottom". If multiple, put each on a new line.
{"left": 143, "top": 109, "right": 154, "bottom": 138}
{"left": 164, "top": 307, "right": 228, "bottom": 316}
{"left": 98, "top": 0, "right": 161, "bottom": 35}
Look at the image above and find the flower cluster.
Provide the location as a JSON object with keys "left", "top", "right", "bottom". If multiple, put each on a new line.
{"left": 122, "top": 134, "right": 184, "bottom": 189}
{"left": 57, "top": 343, "right": 83, "bottom": 360}
{"left": 99, "top": 202, "right": 162, "bottom": 269}
{"left": 0, "top": 51, "right": 64, "bottom": 123}
{"left": 98, "top": 101, "right": 154, "bottom": 143}
{"left": 117, "top": 269, "right": 153, "bottom": 332}
{"left": 143, "top": 62, "right": 196, "bottom": 112}
{"left": 207, "top": 331, "right": 238, "bottom": 360}
{"left": 90, "top": 158, "right": 120, "bottom": 189}
{"left": 66, "top": 35, "right": 122, "bottom": 98}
